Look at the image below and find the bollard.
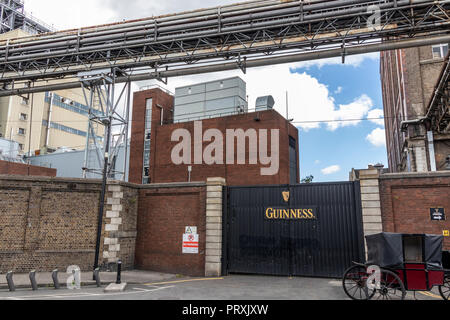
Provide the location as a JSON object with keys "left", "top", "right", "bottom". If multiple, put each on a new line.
{"left": 29, "top": 270, "right": 38, "bottom": 291}
{"left": 52, "top": 269, "right": 60, "bottom": 289}
{"left": 116, "top": 260, "right": 122, "bottom": 284}
{"left": 6, "top": 271, "right": 15, "bottom": 292}
{"left": 93, "top": 268, "right": 101, "bottom": 287}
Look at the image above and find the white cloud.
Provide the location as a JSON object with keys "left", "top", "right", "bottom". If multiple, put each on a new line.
{"left": 321, "top": 165, "right": 341, "bottom": 175}
{"left": 137, "top": 62, "right": 378, "bottom": 132}
{"left": 334, "top": 87, "right": 343, "bottom": 94}
{"left": 368, "top": 109, "right": 385, "bottom": 127}
{"left": 367, "top": 128, "right": 386, "bottom": 147}
{"left": 327, "top": 94, "right": 374, "bottom": 131}
{"left": 24, "top": 0, "right": 240, "bottom": 30}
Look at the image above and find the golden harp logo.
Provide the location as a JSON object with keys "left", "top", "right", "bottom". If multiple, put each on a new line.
{"left": 282, "top": 191, "right": 290, "bottom": 203}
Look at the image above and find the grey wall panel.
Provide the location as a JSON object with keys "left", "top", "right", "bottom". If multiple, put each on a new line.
{"left": 174, "top": 77, "right": 247, "bottom": 123}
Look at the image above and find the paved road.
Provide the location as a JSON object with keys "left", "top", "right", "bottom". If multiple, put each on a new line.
{"left": 0, "top": 275, "right": 442, "bottom": 300}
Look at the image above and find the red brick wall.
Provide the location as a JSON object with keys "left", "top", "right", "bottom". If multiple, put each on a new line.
{"left": 134, "top": 184, "right": 206, "bottom": 276}
{"left": 150, "top": 110, "right": 299, "bottom": 186}
{"left": 130, "top": 88, "right": 299, "bottom": 186}
{"left": 380, "top": 173, "right": 450, "bottom": 250}
{"left": 0, "top": 160, "right": 57, "bottom": 177}
{"left": 129, "top": 88, "right": 174, "bottom": 184}
{"left": 129, "top": 89, "right": 300, "bottom": 185}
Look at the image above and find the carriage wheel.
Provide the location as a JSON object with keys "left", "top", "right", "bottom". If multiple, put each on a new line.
{"left": 342, "top": 265, "right": 376, "bottom": 300}
{"left": 371, "top": 269, "right": 406, "bottom": 300}
{"left": 439, "top": 275, "right": 450, "bottom": 301}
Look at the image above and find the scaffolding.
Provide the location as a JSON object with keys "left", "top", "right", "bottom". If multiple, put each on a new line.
{"left": 0, "top": 0, "right": 54, "bottom": 35}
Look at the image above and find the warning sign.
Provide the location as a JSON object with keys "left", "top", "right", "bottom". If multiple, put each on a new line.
{"left": 183, "top": 233, "right": 199, "bottom": 254}
{"left": 444, "top": 230, "right": 450, "bottom": 237}
{"left": 185, "top": 226, "right": 198, "bottom": 234}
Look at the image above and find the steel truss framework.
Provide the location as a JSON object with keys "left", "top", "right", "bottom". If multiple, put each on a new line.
{"left": 427, "top": 53, "right": 450, "bottom": 133}
{"left": 79, "top": 68, "right": 130, "bottom": 180}
{"left": 0, "top": 0, "right": 449, "bottom": 95}
{"left": 0, "top": 0, "right": 449, "bottom": 177}
{"left": 0, "top": 0, "right": 53, "bottom": 35}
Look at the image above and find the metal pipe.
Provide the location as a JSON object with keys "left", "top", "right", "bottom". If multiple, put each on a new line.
{"left": 93, "top": 116, "right": 112, "bottom": 274}
{"left": 1, "top": 0, "right": 317, "bottom": 47}
{"left": 1, "top": 34, "right": 449, "bottom": 97}
{"left": 427, "top": 131, "right": 437, "bottom": 172}
{"left": 0, "top": 0, "right": 301, "bottom": 48}
{"left": 122, "top": 82, "right": 131, "bottom": 182}
{"left": 1, "top": 22, "right": 447, "bottom": 85}
{"left": 1, "top": 13, "right": 447, "bottom": 68}
{"left": 0, "top": 0, "right": 440, "bottom": 57}
{"left": 44, "top": 92, "right": 53, "bottom": 150}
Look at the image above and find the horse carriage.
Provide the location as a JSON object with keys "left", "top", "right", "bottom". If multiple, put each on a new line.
{"left": 342, "top": 233, "right": 450, "bottom": 300}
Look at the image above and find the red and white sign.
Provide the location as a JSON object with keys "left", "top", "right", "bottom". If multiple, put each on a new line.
{"left": 183, "top": 233, "right": 199, "bottom": 254}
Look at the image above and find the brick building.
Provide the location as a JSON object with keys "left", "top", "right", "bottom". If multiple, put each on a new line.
{"left": 0, "top": 160, "right": 56, "bottom": 177}
{"left": 380, "top": 43, "right": 450, "bottom": 173}
{"left": 129, "top": 85, "right": 300, "bottom": 186}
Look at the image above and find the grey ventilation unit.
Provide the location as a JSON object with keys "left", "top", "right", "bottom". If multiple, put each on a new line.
{"left": 255, "top": 95, "right": 275, "bottom": 112}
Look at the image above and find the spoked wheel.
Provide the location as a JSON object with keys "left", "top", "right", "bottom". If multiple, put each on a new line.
{"left": 439, "top": 275, "right": 450, "bottom": 300}
{"left": 372, "top": 269, "right": 406, "bottom": 300}
{"left": 342, "top": 265, "right": 376, "bottom": 300}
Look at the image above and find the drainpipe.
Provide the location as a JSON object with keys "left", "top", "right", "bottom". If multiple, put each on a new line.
{"left": 45, "top": 92, "right": 54, "bottom": 151}
{"left": 405, "top": 148, "right": 412, "bottom": 172}
{"left": 427, "top": 131, "right": 437, "bottom": 172}
{"left": 156, "top": 104, "right": 164, "bottom": 125}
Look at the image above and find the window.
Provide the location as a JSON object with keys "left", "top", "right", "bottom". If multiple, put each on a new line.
{"left": 18, "top": 144, "right": 24, "bottom": 151}
{"left": 21, "top": 97, "right": 29, "bottom": 105}
{"left": 18, "top": 128, "right": 26, "bottom": 135}
{"left": 142, "top": 98, "right": 153, "bottom": 184}
{"left": 432, "top": 44, "right": 449, "bottom": 59}
{"left": 19, "top": 113, "right": 28, "bottom": 121}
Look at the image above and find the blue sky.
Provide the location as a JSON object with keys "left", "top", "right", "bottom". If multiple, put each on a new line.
{"left": 292, "top": 57, "right": 388, "bottom": 182}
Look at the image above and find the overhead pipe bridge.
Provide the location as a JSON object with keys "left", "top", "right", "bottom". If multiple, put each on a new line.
{"left": 0, "top": 0, "right": 448, "bottom": 96}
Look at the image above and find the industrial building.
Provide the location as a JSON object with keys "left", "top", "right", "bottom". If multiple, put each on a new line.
{"left": 381, "top": 43, "right": 450, "bottom": 172}
{"left": 0, "top": 0, "right": 53, "bottom": 35}
{"left": 0, "top": 29, "right": 105, "bottom": 157}
{"left": 26, "top": 142, "right": 129, "bottom": 181}
{"left": 129, "top": 79, "right": 299, "bottom": 186}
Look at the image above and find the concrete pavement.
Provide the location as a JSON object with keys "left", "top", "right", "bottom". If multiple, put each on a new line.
{"left": 0, "top": 269, "right": 178, "bottom": 290}
{"left": 0, "top": 274, "right": 443, "bottom": 300}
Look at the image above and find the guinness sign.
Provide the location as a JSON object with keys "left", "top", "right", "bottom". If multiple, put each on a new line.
{"left": 265, "top": 207, "right": 317, "bottom": 220}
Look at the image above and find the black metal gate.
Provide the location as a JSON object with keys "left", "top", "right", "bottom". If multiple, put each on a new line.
{"left": 222, "top": 182, "right": 365, "bottom": 278}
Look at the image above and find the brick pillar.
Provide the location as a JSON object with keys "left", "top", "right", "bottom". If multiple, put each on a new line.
{"left": 358, "top": 168, "right": 383, "bottom": 257}
{"left": 205, "top": 177, "right": 226, "bottom": 277}
{"left": 102, "top": 183, "right": 124, "bottom": 265}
